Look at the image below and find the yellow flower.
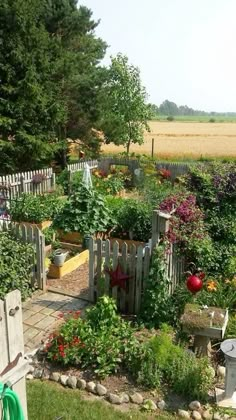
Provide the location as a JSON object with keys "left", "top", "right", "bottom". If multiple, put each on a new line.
{"left": 107, "top": 174, "right": 112, "bottom": 179}
{"left": 206, "top": 280, "right": 217, "bottom": 292}
{"left": 107, "top": 188, "right": 111, "bottom": 192}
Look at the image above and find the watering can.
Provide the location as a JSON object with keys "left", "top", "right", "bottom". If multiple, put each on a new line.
{"left": 53, "top": 249, "right": 69, "bottom": 267}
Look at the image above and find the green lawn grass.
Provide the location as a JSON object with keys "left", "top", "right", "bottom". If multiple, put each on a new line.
{"left": 27, "top": 381, "right": 176, "bottom": 420}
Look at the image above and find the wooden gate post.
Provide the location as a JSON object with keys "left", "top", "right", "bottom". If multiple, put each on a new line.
{"left": 0, "top": 290, "right": 29, "bottom": 419}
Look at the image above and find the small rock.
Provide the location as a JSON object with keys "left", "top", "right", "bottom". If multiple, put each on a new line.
{"left": 26, "top": 374, "right": 34, "bottom": 380}
{"left": 50, "top": 372, "right": 61, "bottom": 383}
{"left": 67, "top": 376, "right": 77, "bottom": 389}
{"left": 189, "top": 401, "right": 201, "bottom": 411}
{"left": 178, "top": 409, "right": 191, "bottom": 419}
{"left": 222, "top": 415, "right": 230, "bottom": 420}
{"left": 96, "top": 384, "right": 107, "bottom": 396}
{"left": 33, "top": 368, "right": 43, "bottom": 379}
{"left": 192, "top": 410, "right": 202, "bottom": 420}
{"left": 87, "top": 381, "right": 96, "bottom": 394}
{"left": 60, "top": 375, "right": 69, "bottom": 386}
{"left": 157, "top": 399, "right": 166, "bottom": 410}
{"left": 143, "top": 399, "right": 157, "bottom": 411}
{"left": 217, "top": 366, "right": 226, "bottom": 378}
{"left": 120, "top": 393, "right": 130, "bottom": 403}
{"left": 108, "top": 393, "right": 122, "bottom": 405}
{"left": 130, "top": 392, "right": 143, "bottom": 405}
{"left": 213, "top": 413, "right": 221, "bottom": 420}
{"left": 28, "top": 365, "right": 35, "bottom": 374}
{"left": 77, "top": 378, "right": 86, "bottom": 390}
{"left": 202, "top": 410, "right": 213, "bottom": 420}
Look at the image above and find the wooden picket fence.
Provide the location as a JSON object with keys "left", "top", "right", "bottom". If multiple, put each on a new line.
{"left": 155, "top": 161, "right": 192, "bottom": 181}
{"left": 0, "top": 290, "right": 28, "bottom": 419}
{"left": 0, "top": 167, "right": 56, "bottom": 198}
{"left": 66, "top": 159, "right": 98, "bottom": 174}
{"left": 0, "top": 222, "right": 46, "bottom": 291}
{"left": 89, "top": 210, "right": 185, "bottom": 314}
{"left": 89, "top": 238, "right": 151, "bottom": 314}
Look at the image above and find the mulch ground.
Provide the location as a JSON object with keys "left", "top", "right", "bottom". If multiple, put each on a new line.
{"left": 47, "top": 262, "right": 90, "bottom": 300}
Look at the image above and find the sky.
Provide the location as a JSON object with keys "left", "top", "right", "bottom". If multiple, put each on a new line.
{"left": 80, "top": 0, "right": 236, "bottom": 113}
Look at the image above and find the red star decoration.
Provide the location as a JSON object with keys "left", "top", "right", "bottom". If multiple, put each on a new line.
{"left": 105, "top": 264, "right": 132, "bottom": 290}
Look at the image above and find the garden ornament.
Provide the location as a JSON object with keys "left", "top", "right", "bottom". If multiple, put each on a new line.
{"left": 216, "top": 339, "right": 236, "bottom": 407}
{"left": 186, "top": 263, "right": 205, "bottom": 294}
{"left": 105, "top": 264, "right": 132, "bottom": 290}
{"left": 82, "top": 163, "right": 93, "bottom": 189}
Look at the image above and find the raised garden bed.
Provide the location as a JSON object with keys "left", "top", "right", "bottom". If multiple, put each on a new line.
{"left": 48, "top": 249, "right": 89, "bottom": 279}
{"left": 21, "top": 220, "right": 52, "bottom": 230}
{"left": 57, "top": 230, "right": 82, "bottom": 244}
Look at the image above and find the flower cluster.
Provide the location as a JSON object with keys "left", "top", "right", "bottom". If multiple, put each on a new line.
{"left": 158, "top": 168, "right": 171, "bottom": 179}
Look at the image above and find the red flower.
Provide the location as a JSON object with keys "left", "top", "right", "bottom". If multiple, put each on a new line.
{"left": 60, "top": 351, "right": 65, "bottom": 358}
{"left": 58, "top": 312, "right": 64, "bottom": 318}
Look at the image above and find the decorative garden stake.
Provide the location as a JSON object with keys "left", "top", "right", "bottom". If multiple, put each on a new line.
{"left": 105, "top": 264, "right": 131, "bottom": 290}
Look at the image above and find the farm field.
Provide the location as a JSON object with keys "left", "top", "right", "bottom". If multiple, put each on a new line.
{"left": 102, "top": 121, "right": 236, "bottom": 159}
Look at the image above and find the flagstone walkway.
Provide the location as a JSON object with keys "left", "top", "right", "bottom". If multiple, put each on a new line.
{"left": 23, "top": 291, "right": 89, "bottom": 353}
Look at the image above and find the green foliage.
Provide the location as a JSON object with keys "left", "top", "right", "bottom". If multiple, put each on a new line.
{"left": 53, "top": 185, "right": 112, "bottom": 235}
{"left": 43, "top": 226, "right": 56, "bottom": 246}
{"left": 99, "top": 53, "right": 151, "bottom": 153}
{"left": 140, "top": 246, "right": 175, "bottom": 328}
{"left": 47, "top": 296, "right": 137, "bottom": 378}
{"left": 9, "top": 193, "right": 64, "bottom": 223}
{"left": 225, "top": 314, "right": 236, "bottom": 339}
{"left": 0, "top": 231, "right": 34, "bottom": 299}
{"left": 166, "top": 116, "right": 174, "bottom": 121}
{"left": 127, "top": 328, "right": 214, "bottom": 399}
{"left": 112, "top": 199, "right": 152, "bottom": 242}
{"left": 0, "top": 0, "right": 107, "bottom": 172}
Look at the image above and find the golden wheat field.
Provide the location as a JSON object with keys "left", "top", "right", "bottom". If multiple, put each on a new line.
{"left": 102, "top": 121, "right": 236, "bottom": 159}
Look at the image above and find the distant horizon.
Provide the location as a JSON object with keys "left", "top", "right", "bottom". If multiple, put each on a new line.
{"left": 82, "top": 0, "right": 236, "bottom": 113}
{"left": 155, "top": 99, "right": 236, "bottom": 115}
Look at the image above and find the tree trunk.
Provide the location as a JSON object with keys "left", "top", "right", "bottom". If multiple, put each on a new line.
{"left": 126, "top": 140, "right": 131, "bottom": 154}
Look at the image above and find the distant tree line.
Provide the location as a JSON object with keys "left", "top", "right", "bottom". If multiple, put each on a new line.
{"left": 150, "top": 100, "right": 236, "bottom": 117}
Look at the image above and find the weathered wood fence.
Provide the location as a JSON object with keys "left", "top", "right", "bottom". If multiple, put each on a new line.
{"left": 0, "top": 290, "right": 28, "bottom": 419}
{"left": 0, "top": 222, "right": 46, "bottom": 291}
{"left": 89, "top": 238, "right": 151, "bottom": 314}
{"left": 89, "top": 210, "right": 185, "bottom": 314}
{"left": 66, "top": 159, "right": 98, "bottom": 174}
{"left": 155, "top": 162, "right": 191, "bottom": 182}
{"left": 0, "top": 167, "right": 56, "bottom": 198}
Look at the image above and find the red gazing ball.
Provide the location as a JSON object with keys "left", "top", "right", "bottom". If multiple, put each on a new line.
{"left": 186, "top": 275, "right": 203, "bottom": 294}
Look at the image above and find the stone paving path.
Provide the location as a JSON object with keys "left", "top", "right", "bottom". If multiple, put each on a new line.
{"left": 23, "top": 291, "right": 88, "bottom": 353}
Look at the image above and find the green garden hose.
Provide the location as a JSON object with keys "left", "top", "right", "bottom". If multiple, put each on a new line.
{"left": 0, "top": 383, "right": 24, "bottom": 420}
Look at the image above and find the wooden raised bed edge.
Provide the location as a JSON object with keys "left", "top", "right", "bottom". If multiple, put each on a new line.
{"left": 47, "top": 249, "right": 89, "bottom": 279}
{"left": 18, "top": 220, "right": 52, "bottom": 230}
{"left": 57, "top": 230, "right": 82, "bottom": 244}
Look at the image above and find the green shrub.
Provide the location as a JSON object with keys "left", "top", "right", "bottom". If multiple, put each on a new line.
{"left": 167, "top": 116, "right": 174, "bottom": 121}
{"left": 112, "top": 199, "right": 152, "bottom": 242}
{"left": 0, "top": 232, "right": 34, "bottom": 299}
{"left": 128, "top": 329, "right": 214, "bottom": 400}
{"left": 47, "top": 296, "right": 137, "bottom": 378}
{"left": 53, "top": 185, "right": 112, "bottom": 235}
{"left": 140, "top": 246, "right": 175, "bottom": 328}
{"left": 10, "top": 193, "right": 64, "bottom": 223}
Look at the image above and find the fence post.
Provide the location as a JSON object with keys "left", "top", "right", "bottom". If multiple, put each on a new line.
{"left": 51, "top": 172, "right": 56, "bottom": 191}
{"left": 20, "top": 175, "right": 26, "bottom": 194}
{"left": 0, "top": 291, "right": 29, "bottom": 419}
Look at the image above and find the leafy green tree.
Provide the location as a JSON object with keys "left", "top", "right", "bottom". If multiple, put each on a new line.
{"left": 0, "top": 0, "right": 107, "bottom": 173}
{"left": 99, "top": 54, "right": 151, "bottom": 154}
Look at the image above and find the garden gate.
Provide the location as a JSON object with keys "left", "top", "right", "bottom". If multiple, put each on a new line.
{"left": 0, "top": 290, "right": 28, "bottom": 419}
{"left": 0, "top": 222, "right": 46, "bottom": 291}
{"left": 89, "top": 210, "right": 185, "bottom": 314}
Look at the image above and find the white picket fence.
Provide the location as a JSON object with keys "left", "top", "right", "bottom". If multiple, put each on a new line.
{"left": 0, "top": 222, "right": 46, "bottom": 290}
{"left": 0, "top": 290, "right": 28, "bottom": 419}
{"left": 66, "top": 159, "right": 98, "bottom": 174}
{"left": 89, "top": 211, "right": 185, "bottom": 314}
{"left": 0, "top": 168, "right": 56, "bottom": 198}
